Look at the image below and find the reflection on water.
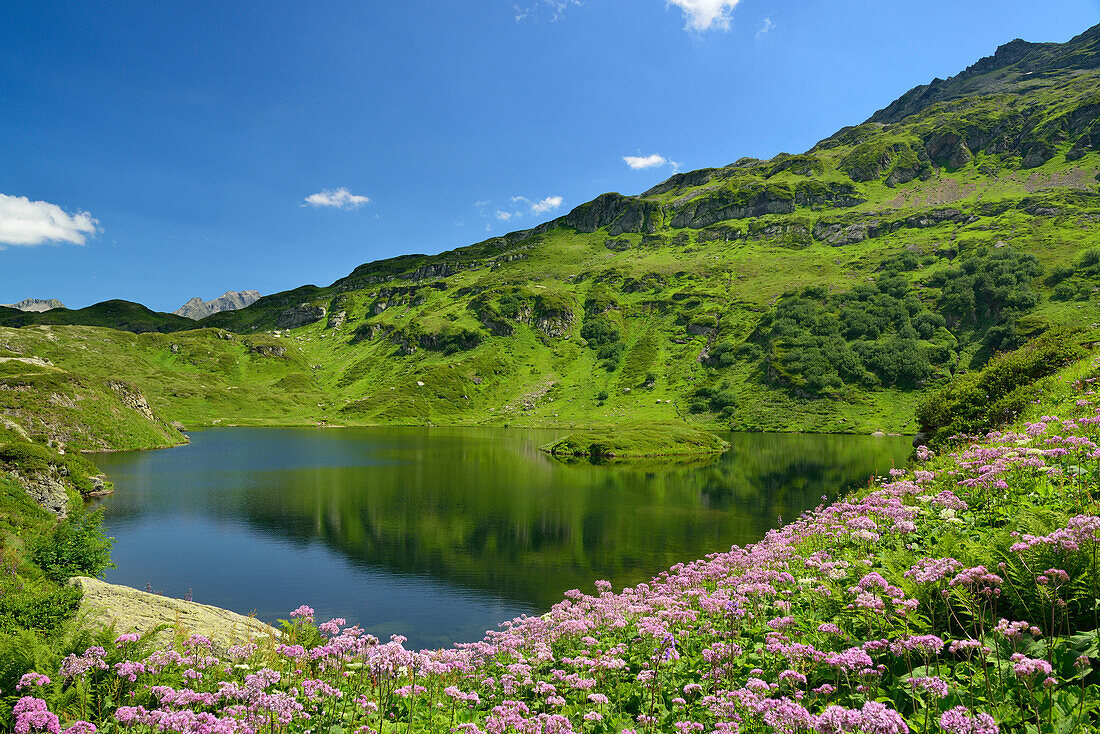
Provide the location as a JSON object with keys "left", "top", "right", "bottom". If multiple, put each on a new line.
{"left": 93, "top": 427, "right": 910, "bottom": 648}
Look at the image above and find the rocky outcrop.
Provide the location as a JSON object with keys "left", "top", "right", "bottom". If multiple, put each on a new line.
{"left": 0, "top": 416, "right": 31, "bottom": 441}
{"left": 72, "top": 576, "right": 277, "bottom": 650}
{"left": 490, "top": 252, "right": 528, "bottom": 268}
{"left": 1021, "top": 141, "right": 1056, "bottom": 168}
{"left": 534, "top": 315, "right": 573, "bottom": 338}
{"left": 351, "top": 323, "right": 392, "bottom": 344}
{"left": 812, "top": 208, "right": 979, "bottom": 246}
{"left": 561, "top": 193, "right": 661, "bottom": 235}
{"left": 885, "top": 158, "right": 931, "bottom": 187}
{"left": 751, "top": 222, "right": 812, "bottom": 244}
{"left": 398, "top": 263, "right": 458, "bottom": 282}
{"left": 16, "top": 469, "right": 70, "bottom": 516}
{"left": 867, "top": 26, "right": 1100, "bottom": 124}
{"left": 246, "top": 343, "right": 287, "bottom": 358}
{"left": 1, "top": 298, "right": 65, "bottom": 312}
{"left": 640, "top": 168, "right": 720, "bottom": 197}
{"left": 480, "top": 317, "right": 515, "bottom": 336}
{"left": 106, "top": 380, "right": 157, "bottom": 422}
{"left": 275, "top": 304, "right": 326, "bottom": 329}
{"left": 793, "top": 181, "right": 864, "bottom": 209}
{"left": 925, "top": 132, "right": 973, "bottom": 169}
{"left": 669, "top": 185, "right": 796, "bottom": 229}
{"left": 326, "top": 311, "right": 347, "bottom": 330}
{"left": 174, "top": 291, "right": 260, "bottom": 320}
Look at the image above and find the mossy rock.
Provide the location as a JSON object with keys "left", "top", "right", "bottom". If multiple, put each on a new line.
{"left": 72, "top": 576, "right": 277, "bottom": 650}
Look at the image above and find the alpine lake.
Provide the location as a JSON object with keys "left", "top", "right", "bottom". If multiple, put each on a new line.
{"left": 91, "top": 427, "right": 911, "bottom": 649}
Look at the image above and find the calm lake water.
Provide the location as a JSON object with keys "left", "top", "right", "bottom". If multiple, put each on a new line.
{"left": 92, "top": 427, "right": 911, "bottom": 648}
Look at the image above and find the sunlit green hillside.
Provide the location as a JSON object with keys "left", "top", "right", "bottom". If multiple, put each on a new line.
{"left": 3, "top": 25, "right": 1100, "bottom": 435}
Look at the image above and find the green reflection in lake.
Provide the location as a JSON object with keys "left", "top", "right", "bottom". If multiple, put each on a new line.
{"left": 94, "top": 427, "right": 910, "bottom": 647}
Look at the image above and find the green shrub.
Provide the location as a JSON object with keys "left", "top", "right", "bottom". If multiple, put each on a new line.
{"left": 580, "top": 317, "right": 621, "bottom": 347}
{"left": 0, "top": 443, "right": 55, "bottom": 473}
{"left": 915, "top": 327, "right": 1086, "bottom": 444}
{"left": 29, "top": 510, "right": 114, "bottom": 583}
{"left": 688, "top": 383, "right": 739, "bottom": 418}
{"left": 597, "top": 342, "right": 624, "bottom": 371}
{"left": 1046, "top": 265, "right": 1075, "bottom": 286}
{"left": 932, "top": 247, "right": 1041, "bottom": 323}
{"left": 0, "top": 585, "right": 82, "bottom": 635}
{"left": 757, "top": 272, "right": 940, "bottom": 394}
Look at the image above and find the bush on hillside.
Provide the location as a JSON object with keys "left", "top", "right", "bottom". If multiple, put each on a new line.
{"left": 0, "top": 443, "right": 55, "bottom": 473}
{"left": 932, "top": 246, "right": 1041, "bottom": 324}
{"left": 579, "top": 316, "right": 620, "bottom": 347}
{"left": 915, "top": 326, "right": 1086, "bottom": 444}
{"left": 755, "top": 270, "right": 942, "bottom": 394}
{"left": 29, "top": 510, "right": 114, "bottom": 583}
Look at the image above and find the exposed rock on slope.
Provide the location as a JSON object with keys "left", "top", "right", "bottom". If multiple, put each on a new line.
{"left": 276, "top": 303, "right": 326, "bottom": 329}
{"left": 174, "top": 290, "right": 261, "bottom": 319}
{"left": 2, "top": 298, "right": 65, "bottom": 312}
{"left": 14, "top": 470, "right": 71, "bottom": 516}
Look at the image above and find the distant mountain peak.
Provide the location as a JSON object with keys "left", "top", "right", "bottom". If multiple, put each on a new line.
{"left": 174, "top": 290, "right": 261, "bottom": 320}
{"left": 2, "top": 298, "right": 65, "bottom": 313}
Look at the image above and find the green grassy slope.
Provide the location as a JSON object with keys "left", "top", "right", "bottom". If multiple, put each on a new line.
{"left": 0, "top": 326, "right": 329, "bottom": 441}
{"left": 3, "top": 25, "right": 1100, "bottom": 435}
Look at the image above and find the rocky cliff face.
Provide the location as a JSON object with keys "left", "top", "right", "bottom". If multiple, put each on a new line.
{"left": 560, "top": 193, "right": 662, "bottom": 235}
{"left": 174, "top": 290, "right": 261, "bottom": 320}
{"left": 2, "top": 298, "right": 65, "bottom": 312}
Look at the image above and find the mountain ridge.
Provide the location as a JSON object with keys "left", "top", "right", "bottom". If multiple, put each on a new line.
{"left": 868, "top": 23, "right": 1100, "bottom": 124}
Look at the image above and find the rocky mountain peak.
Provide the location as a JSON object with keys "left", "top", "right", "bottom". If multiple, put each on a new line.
{"left": 174, "top": 290, "right": 261, "bottom": 320}
{"left": 1, "top": 298, "right": 65, "bottom": 312}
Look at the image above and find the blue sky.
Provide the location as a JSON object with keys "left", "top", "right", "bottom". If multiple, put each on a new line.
{"left": 2, "top": 0, "right": 1097, "bottom": 311}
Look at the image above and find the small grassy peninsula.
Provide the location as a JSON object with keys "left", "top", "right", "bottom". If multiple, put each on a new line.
{"left": 541, "top": 421, "right": 731, "bottom": 460}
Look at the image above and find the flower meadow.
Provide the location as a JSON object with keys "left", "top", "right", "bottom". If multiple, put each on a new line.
{"left": 6, "top": 369, "right": 1100, "bottom": 733}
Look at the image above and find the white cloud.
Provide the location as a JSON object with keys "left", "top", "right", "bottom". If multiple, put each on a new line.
{"left": 303, "top": 187, "right": 371, "bottom": 210}
{"left": 479, "top": 193, "right": 564, "bottom": 226}
{"left": 0, "top": 194, "right": 99, "bottom": 247}
{"left": 513, "top": 0, "right": 583, "bottom": 22}
{"left": 623, "top": 154, "right": 680, "bottom": 171}
{"left": 531, "top": 195, "right": 563, "bottom": 214}
{"left": 667, "top": 0, "right": 741, "bottom": 32}
{"left": 755, "top": 15, "right": 774, "bottom": 39}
